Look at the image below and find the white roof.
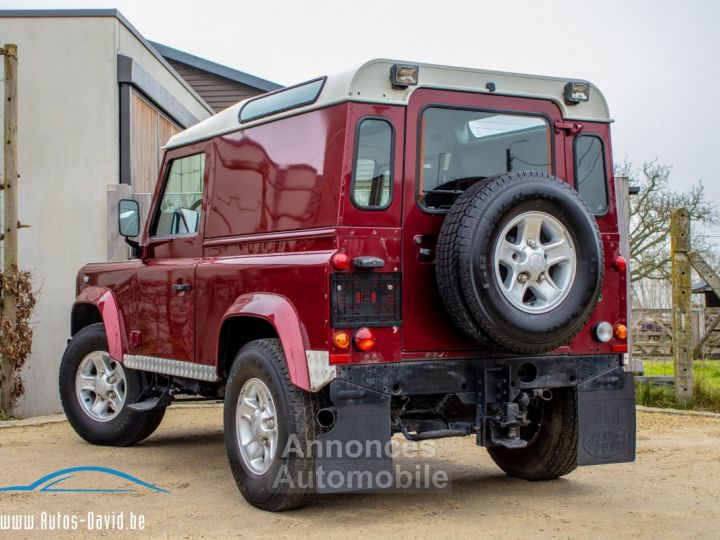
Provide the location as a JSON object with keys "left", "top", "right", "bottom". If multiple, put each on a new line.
{"left": 166, "top": 58, "right": 611, "bottom": 149}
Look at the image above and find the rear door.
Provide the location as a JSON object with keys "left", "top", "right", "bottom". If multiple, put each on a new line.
{"left": 401, "top": 89, "right": 567, "bottom": 352}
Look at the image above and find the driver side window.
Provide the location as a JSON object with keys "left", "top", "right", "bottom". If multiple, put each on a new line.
{"left": 151, "top": 153, "right": 205, "bottom": 237}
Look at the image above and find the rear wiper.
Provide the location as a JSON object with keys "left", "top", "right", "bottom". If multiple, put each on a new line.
{"left": 424, "top": 177, "right": 489, "bottom": 208}
{"left": 426, "top": 176, "right": 487, "bottom": 193}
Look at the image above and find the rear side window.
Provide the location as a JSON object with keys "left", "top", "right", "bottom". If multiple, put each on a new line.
{"left": 151, "top": 153, "right": 205, "bottom": 237}
{"left": 351, "top": 118, "right": 393, "bottom": 209}
{"left": 239, "top": 78, "right": 325, "bottom": 123}
{"left": 574, "top": 135, "right": 608, "bottom": 215}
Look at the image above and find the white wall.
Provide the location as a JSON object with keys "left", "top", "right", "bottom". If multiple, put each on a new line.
{"left": 0, "top": 15, "right": 210, "bottom": 417}
{"left": 0, "top": 17, "right": 117, "bottom": 417}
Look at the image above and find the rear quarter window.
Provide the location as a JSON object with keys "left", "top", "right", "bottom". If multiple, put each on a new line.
{"left": 351, "top": 118, "right": 393, "bottom": 210}
{"left": 574, "top": 135, "right": 608, "bottom": 215}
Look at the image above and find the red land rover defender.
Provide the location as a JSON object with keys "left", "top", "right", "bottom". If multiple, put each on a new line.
{"left": 60, "top": 60, "right": 634, "bottom": 511}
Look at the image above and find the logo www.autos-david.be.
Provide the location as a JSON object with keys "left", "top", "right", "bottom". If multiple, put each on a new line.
{"left": 0, "top": 466, "right": 169, "bottom": 494}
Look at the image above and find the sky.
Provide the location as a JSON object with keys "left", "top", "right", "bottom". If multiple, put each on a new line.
{"left": 2, "top": 0, "right": 720, "bottom": 234}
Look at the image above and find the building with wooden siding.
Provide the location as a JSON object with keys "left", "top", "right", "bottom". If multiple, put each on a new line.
{"left": 150, "top": 41, "right": 281, "bottom": 113}
{"left": 0, "top": 9, "right": 279, "bottom": 417}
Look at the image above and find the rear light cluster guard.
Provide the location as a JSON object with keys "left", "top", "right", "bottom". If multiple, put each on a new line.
{"left": 330, "top": 272, "right": 401, "bottom": 328}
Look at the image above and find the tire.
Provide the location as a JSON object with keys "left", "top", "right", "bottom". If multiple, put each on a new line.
{"left": 488, "top": 387, "right": 578, "bottom": 480}
{"left": 435, "top": 177, "right": 496, "bottom": 346}
{"left": 436, "top": 171, "right": 603, "bottom": 353}
{"left": 59, "top": 323, "right": 165, "bottom": 446}
{"left": 224, "top": 339, "right": 319, "bottom": 512}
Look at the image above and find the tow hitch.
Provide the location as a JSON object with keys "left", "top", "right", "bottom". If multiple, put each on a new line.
{"left": 475, "top": 366, "right": 530, "bottom": 449}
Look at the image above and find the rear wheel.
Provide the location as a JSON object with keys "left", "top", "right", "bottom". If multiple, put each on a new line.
{"left": 59, "top": 323, "right": 165, "bottom": 446}
{"left": 487, "top": 388, "right": 578, "bottom": 480}
{"left": 224, "top": 339, "right": 319, "bottom": 511}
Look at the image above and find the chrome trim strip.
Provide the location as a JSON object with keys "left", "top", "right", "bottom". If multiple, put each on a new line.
{"left": 203, "top": 227, "right": 336, "bottom": 247}
{"left": 124, "top": 354, "right": 219, "bottom": 382}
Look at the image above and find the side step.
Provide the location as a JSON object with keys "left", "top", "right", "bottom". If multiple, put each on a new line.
{"left": 127, "top": 390, "right": 172, "bottom": 412}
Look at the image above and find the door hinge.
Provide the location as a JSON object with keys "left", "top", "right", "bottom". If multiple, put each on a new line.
{"left": 172, "top": 283, "right": 192, "bottom": 292}
{"left": 554, "top": 120, "right": 583, "bottom": 134}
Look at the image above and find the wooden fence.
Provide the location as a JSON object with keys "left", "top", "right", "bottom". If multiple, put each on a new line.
{"left": 632, "top": 307, "right": 720, "bottom": 359}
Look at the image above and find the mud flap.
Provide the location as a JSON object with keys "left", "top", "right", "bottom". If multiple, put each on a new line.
{"left": 315, "top": 380, "right": 393, "bottom": 493}
{"left": 577, "top": 366, "right": 636, "bottom": 466}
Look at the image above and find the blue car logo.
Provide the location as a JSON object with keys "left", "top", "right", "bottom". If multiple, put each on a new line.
{"left": 0, "top": 466, "right": 169, "bottom": 494}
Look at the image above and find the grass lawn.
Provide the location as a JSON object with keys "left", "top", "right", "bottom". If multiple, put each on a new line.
{"left": 637, "top": 359, "right": 720, "bottom": 412}
{"left": 641, "top": 359, "right": 720, "bottom": 389}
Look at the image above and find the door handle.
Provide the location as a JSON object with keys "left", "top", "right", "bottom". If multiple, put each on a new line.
{"left": 172, "top": 283, "right": 192, "bottom": 292}
{"left": 353, "top": 256, "right": 385, "bottom": 268}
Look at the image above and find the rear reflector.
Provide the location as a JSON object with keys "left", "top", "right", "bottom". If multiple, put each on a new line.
{"left": 613, "top": 256, "right": 628, "bottom": 272}
{"left": 330, "top": 353, "right": 351, "bottom": 364}
{"left": 612, "top": 344, "right": 629, "bottom": 353}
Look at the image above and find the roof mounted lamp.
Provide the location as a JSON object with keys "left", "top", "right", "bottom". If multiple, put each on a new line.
{"left": 390, "top": 64, "right": 419, "bottom": 89}
{"left": 564, "top": 82, "right": 590, "bottom": 105}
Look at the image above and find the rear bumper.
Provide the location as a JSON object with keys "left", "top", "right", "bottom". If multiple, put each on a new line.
{"left": 315, "top": 355, "right": 635, "bottom": 491}
{"left": 333, "top": 354, "right": 623, "bottom": 396}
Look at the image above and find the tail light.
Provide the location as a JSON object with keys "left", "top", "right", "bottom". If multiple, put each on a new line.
{"left": 593, "top": 321, "right": 613, "bottom": 343}
{"left": 331, "top": 252, "right": 350, "bottom": 270}
{"left": 353, "top": 328, "right": 376, "bottom": 351}
{"left": 613, "top": 256, "right": 627, "bottom": 272}
{"left": 332, "top": 330, "right": 350, "bottom": 349}
{"left": 614, "top": 324, "right": 628, "bottom": 341}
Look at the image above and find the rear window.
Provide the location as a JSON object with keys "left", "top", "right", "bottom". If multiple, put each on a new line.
{"left": 574, "top": 135, "right": 608, "bottom": 215}
{"left": 419, "top": 108, "right": 551, "bottom": 210}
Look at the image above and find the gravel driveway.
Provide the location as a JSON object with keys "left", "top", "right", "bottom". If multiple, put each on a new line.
{"left": 1, "top": 407, "right": 719, "bottom": 539}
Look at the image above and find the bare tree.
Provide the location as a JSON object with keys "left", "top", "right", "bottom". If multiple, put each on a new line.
{"left": 620, "top": 160, "right": 718, "bottom": 283}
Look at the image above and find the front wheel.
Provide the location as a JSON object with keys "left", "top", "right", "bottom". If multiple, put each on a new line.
{"left": 59, "top": 323, "right": 165, "bottom": 446}
{"left": 224, "top": 339, "right": 320, "bottom": 512}
{"left": 487, "top": 387, "right": 578, "bottom": 480}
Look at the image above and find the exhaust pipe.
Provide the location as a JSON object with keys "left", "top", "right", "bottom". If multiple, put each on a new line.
{"left": 316, "top": 407, "right": 337, "bottom": 429}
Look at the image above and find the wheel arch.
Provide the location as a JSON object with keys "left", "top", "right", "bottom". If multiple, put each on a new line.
{"left": 218, "top": 293, "right": 311, "bottom": 391}
{"left": 71, "top": 303, "right": 102, "bottom": 336}
{"left": 71, "top": 286, "right": 128, "bottom": 362}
